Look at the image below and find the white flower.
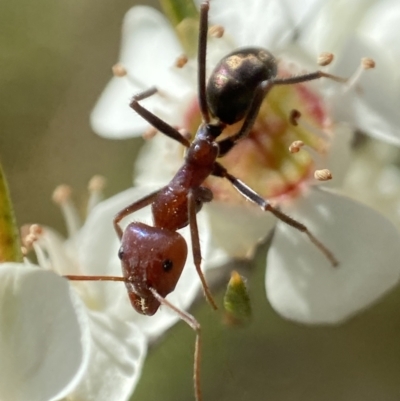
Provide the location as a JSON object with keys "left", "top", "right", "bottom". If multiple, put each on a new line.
{"left": 20, "top": 183, "right": 148, "bottom": 401}
{"left": 0, "top": 262, "right": 89, "bottom": 401}
{"left": 343, "top": 140, "right": 400, "bottom": 230}
{"left": 90, "top": 1, "right": 400, "bottom": 324}
{"left": 277, "top": 0, "right": 400, "bottom": 145}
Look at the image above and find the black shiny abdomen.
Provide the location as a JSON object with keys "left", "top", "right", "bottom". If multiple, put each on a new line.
{"left": 206, "top": 47, "right": 277, "bottom": 124}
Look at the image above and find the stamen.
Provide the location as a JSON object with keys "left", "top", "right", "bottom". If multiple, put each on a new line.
{"left": 208, "top": 25, "right": 224, "bottom": 38}
{"left": 52, "top": 184, "right": 81, "bottom": 237}
{"left": 87, "top": 175, "right": 107, "bottom": 213}
{"left": 343, "top": 57, "right": 376, "bottom": 93}
{"left": 302, "top": 143, "right": 325, "bottom": 166}
{"left": 88, "top": 175, "right": 106, "bottom": 192}
{"left": 112, "top": 62, "right": 147, "bottom": 91}
{"left": 289, "top": 109, "right": 301, "bottom": 126}
{"left": 317, "top": 52, "right": 334, "bottom": 67}
{"left": 289, "top": 140, "right": 304, "bottom": 153}
{"left": 361, "top": 57, "right": 375, "bottom": 70}
{"left": 175, "top": 54, "right": 189, "bottom": 68}
{"left": 32, "top": 241, "right": 52, "bottom": 270}
{"left": 21, "top": 224, "right": 52, "bottom": 271}
{"left": 142, "top": 126, "right": 158, "bottom": 140}
{"left": 112, "top": 63, "right": 127, "bottom": 77}
{"left": 314, "top": 168, "right": 333, "bottom": 181}
{"left": 21, "top": 223, "right": 44, "bottom": 252}
{"left": 288, "top": 108, "right": 331, "bottom": 147}
{"left": 178, "top": 128, "right": 192, "bottom": 141}
{"left": 21, "top": 224, "right": 61, "bottom": 270}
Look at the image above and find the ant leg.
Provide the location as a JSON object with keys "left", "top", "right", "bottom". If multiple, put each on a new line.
{"left": 198, "top": 1, "right": 210, "bottom": 123}
{"left": 64, "top": 275, "right": 126, "bottom": 282}
{"left": 217, "top": 80, "right": 275, "bottom": 156}
{"left": 149, "top": 287, "right": 202, "bottom": 401}
{"left": 273, "top": 70, "right": 346, "bottom": 86}
{"left": 113, "top": 189, "right": 161, "bottom": 239}
{"left": 188, "top": 189, "right": 218, "bottom": 310}
{"left": 212, "top": 162, "right": 339, "bottom": 267}
{"left": 130, "top": 88, "right": 190, "bottom": 148}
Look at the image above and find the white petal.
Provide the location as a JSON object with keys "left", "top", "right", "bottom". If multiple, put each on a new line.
{"left": 280, "top": 0, "right": 328, "bottom": 29}
{"left": 331, "top": 35, "right": 400, "bottom": 145}
{"left": 119, "top": 6, "right": 181, "bottom": 86}
{"left": 352, "top": 96, "right": 400, "bottom": 146}
{"left": 315, "top": 123, "right": 353, "bottom": 189}
{"left": 360, "top": 0, "right": 400, "bottom": 64}
{"left": 90, "top": 76, "right": 153, "bottom": 138}
{"left": 296, "top": 0, "right": 373, "bottom": 56}
{"left": 266, "top": 187, "right": 400, "bottom": 324}
{"left": 36, "top": 227, "right": 77, "bottom": 275}
{"left": 134, "top": 133, "right": 185, "bottom": 187}
{"left": 0, "top": 264, "right": 89, "bottom": 401}
{"left": 77, "top": 186, "right": 158, "bottom": 311}
{"left": 68, "top": 310, "right": 147, "bottom": 401}
{"left": 90, "top": 6, "right": 187, "bottom": 138}
{"left": 210, "top": 0, "right": 293, "bottom": 50}
{"left": 206, "top": 202, "right": 276, "bottom": 260}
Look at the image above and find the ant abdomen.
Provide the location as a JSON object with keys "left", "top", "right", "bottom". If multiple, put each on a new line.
{"left": 119, "top": 222, "right": 188, "bottom": 315}
{"left": 206, "top": 47, "right": 277, "bottom": 125}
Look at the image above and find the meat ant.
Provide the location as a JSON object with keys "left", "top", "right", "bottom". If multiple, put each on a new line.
{"left": 66, "top": 1, "right": 346, "bottom": 400}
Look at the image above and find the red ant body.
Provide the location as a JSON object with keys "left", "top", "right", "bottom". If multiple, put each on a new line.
{"left": 67, "top": 2, "right": 344, "bottom": 400}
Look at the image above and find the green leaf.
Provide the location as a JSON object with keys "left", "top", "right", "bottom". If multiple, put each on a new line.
{"left": 159, "top": 0, "right": 200, "bottom": 57}
{"left": 0, "top": 163, "right": 22, "bottom": 262}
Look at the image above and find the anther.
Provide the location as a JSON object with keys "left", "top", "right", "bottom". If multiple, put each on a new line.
{"left": 112, "top": 63, "right": 128, "bottom": 77}
{"left": 289, "top": 109, "right": 301, "bottom": 126}
{"left": 362, "top": 57, "right": 375, "bottom": 70}
{"left": 30, "top": 223, "right": 43, "bottom": 236}
{"left": 116, "top": 66, "right": 147, "bottom": 90}
{"left": 21, "top": 223, "right": 44, "bottom": 250}
{"left": 25, "top": 224, "right": 52, "bottom": 271}
{"left": 289, "top": 140, "right": 304, "bottom": 153}
{"left": 88, "top": 175, "right": 106, "bottom": 213}
{"left": 52, "top": 184, "right": 81, "bottom": 237}
{"left": 142, "top": 126, "right": 158, "bottom": 140}
{"left": 344, "top": 57, "right": 375, "bottom": 92}
{"left": 208, "top": 25, "right": 224, "bottom": 38}
{"left": 178, "top": 128, "right": 192, "bottom": 141}
{"left": 88, "top": 175, "right": 106, "bottom": 192}
{"left": 317, "top": 52, "right": 334, "bottom": 67}
{"left": 314, "top": 168, "right": 332, "bottom": 181}
{"left": 175, "top": 54, "right": 189, "bottom": 68}
{"left": 289, "top": 110, "right": 330, "bottom": 144}
{"left": 52, "top": 184, "right": 72, "bottom": 205}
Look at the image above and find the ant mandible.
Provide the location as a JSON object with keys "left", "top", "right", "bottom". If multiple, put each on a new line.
{"left": 67, "top": 1, "right": 344, "bottom": 400}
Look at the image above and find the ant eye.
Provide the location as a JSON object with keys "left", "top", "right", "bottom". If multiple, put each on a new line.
{"left": 118, "top": 247, "right": 124, "bottom": 260}
{"left": 162, "top": 259, "right": 173, "bottom": 272}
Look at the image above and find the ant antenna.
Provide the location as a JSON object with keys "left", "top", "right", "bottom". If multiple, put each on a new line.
{"left": 198, "top": 1, "right": 210, "bottom": 123}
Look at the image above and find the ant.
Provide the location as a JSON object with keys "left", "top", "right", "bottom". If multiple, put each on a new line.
{"left": 66, "top": 1, "right": 345, "bottom": 400}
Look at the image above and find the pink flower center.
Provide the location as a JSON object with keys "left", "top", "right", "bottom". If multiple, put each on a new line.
{"left": 184, "top": 80, "right": 329, "bottom": 204}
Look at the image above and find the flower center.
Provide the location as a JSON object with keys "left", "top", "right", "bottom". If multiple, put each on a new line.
{"left": 184, "top": 80, "right": 329, "bottom": 204}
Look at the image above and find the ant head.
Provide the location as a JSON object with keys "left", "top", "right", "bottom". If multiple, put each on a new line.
{"left": 119, "top": 222, "right": 188, "bottom": 315}
{"left": 206, "top": 47, "right": 277, "bottom": 125}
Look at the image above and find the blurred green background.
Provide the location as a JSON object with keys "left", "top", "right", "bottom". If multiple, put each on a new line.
{"left": 1, "top": 1, "right": 400, "bottom": 400}
{"left": 0, "top": 0, "right": 158, "bottom": 229}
